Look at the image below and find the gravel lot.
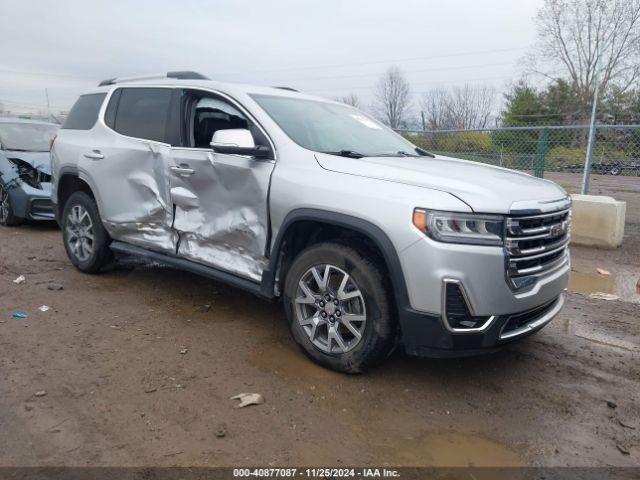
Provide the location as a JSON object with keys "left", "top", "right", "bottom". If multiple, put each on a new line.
{"left": 0, "top": 173, "right": 638, "bottom": 467}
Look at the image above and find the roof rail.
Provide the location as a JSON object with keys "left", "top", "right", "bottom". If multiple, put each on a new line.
{"left": 273, "top": 86, "right": 299, "bottom": 92}
{"left": 98, "top": 71, "right": 210, "bottom": 87}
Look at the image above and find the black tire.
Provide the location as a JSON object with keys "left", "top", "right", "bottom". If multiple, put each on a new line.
{"left": 609, "top": 165, "right": 622, "bottom": 176}
{"left": 283, "top": 242, "right": 396, "bottom": 373}
{"left": 61, "top": 191, "right": 113, "bottom": 273}
{"left": 0, "top": 181, "right": 25, "bottom": 227}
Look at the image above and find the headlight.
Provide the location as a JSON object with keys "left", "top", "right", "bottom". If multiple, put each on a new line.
{"left": 412, "top": 209, "right": 504, "bottom": 246}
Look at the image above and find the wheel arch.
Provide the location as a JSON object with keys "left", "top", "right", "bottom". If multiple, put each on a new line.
{"left": 56, "top": 168, "right": 95, "bottom": 223}
{"left": 261, "top": 209, "right": 410, "bottom": 313}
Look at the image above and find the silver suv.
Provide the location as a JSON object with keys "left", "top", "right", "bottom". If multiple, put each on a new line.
{"left": 51, "top": 71, "right": 570, "bottom": 372}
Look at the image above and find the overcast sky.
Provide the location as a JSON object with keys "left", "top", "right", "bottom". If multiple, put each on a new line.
{"left": 0, "top": 0, "right": 543, "bottom": 116}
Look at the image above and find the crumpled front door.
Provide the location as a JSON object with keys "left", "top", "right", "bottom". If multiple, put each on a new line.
{"left": 168, "top": 148, "right": 274, "bottom": 282}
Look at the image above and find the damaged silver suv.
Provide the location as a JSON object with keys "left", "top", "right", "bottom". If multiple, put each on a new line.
{"left": 51, "top": 71, "right": 571, "bottom": 372}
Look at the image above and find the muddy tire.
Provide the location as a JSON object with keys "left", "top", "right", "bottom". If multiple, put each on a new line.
{"left": 283, "top": 243, "right": 396, "bottom": 373}
{"left": 0, "top": 181, "right": 24, "bottom": 227}
{"left": 62, "top": 191, "right": 113, "bottom": 273}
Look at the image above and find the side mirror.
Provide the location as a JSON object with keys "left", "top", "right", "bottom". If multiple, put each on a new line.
{"left": 210, "top": 129, "right": 271, "bottom": 158}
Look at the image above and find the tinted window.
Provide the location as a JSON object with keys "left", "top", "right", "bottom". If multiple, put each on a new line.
{"left": 113, "top": 88, "right": 171, "bottom": 142}
{"left": 62, "top": 93, "right": 106, "bottom": 130}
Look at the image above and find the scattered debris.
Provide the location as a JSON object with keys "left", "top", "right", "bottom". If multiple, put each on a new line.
{"left": 163, "top": 451, "right": 184, "bottom": 457}
{"left": 12, "top": 313, "right": 28, "bottom": 319}
{"left": 215, "top": 424, "right": 227, "bottom": 438}
{"left": 616, "top": 443, "right": 630, "bottom": 455}
{"left": 38, "top": 305, "right": 51, "bottom": 312}
{"left": 618, "top": 418, "right": 636, "bottom": 430}
{"left": 596, "top": 268, "right": 611, "bottom": 276}
{"left": 13, "top": 275, "right": 26, "bottom": 284}
{"left": 46, "top": 417, "right": 70, "bottom": 432}
{"left": 34, "top": 390, "right": 47, "bottom": 397}
{"left": 47, "top": 283, "right": 64, "bottom": 291}
{"left": 179, "top": 347, "right": 188, "bottom": 355}
{"left": 607, "top": 400, "right": 618, "bottom": 409}
{"left": 196, "top": 304, "right": 212, "bottom": 313}
{"left": 589, "top": 292, "right": 619, "bottom": 301}
{"left": 143, "top": 387, "right": 157, "bottom": 394}
{"left": 231, "top": 392, "right": 264, "bottom": 408}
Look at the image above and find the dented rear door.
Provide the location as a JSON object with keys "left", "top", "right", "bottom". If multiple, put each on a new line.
{"left": 88, "top": 87, "right": 177, "bottom": 252}
{"left": 169, "top": 147, "right": 274, "bottom": 282}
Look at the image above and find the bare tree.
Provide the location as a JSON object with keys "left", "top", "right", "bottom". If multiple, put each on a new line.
{"left": 421, "top": 84, "right": 496, "bottom": 130}
{"left": 374, "top": 66, "right": 411, "bottom": 129}
{"left": 421, "top": 88, "right": 451, "bottom": 129}
{"left": 336, "top": 93, "right": 361, "bottom": 108}
{"left": 531, "top": 0, "right": 640, "bottom": 109}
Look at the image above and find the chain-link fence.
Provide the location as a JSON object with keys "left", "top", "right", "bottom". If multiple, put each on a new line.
{"left": 399, "top": 125, "right": 640, "bottom": 181}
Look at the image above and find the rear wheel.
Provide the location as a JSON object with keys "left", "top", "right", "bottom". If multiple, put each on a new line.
{"left": 62, "top": 191, "right": 113, "bottom": 272}
{"left": 0, "top": 182, "right": 24, "bottom": 227}
{"left": 283, "top": 243, "right": 396, "bottom": 373}
{"left": 609, "top": 165, "right": 622, "bottom": 176}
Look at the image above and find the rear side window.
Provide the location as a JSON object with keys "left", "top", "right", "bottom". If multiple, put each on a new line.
{"left": 110, "top": 88, "right": 171, "bottom": 143}
{"left": 62, "top": 93, "right": 106, "bottom": 130}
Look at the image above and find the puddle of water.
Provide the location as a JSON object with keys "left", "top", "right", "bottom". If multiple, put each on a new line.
{"left": 252, "top": 339, "right": 342, "bottom": 385}
{"left": 568, "top": 270, "right": 640, "bottom": 303}
{"left": 372, "top": 432, "right": 523, "bottom": 467}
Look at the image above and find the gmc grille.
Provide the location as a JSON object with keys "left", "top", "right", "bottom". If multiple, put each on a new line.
{"left": 505, "top": 208, "right": 570, "bottom": 289}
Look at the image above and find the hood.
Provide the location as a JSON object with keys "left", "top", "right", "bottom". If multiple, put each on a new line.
{"left": 4, "top": 150, "right": 51, "bottom": 175}
{"left": 315, "top": 153, "right": 567, "bottom": 213}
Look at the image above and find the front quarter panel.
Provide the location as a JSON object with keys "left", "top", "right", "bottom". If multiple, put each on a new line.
{"left": 268, "top": 149, "right": 473, "bottom": 256}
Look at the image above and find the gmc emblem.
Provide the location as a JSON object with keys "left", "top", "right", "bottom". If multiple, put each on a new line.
{"left": 550, "top": 222, "right": 567, "bottom": 238}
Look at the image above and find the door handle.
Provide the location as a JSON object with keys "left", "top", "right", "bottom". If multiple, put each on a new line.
{"left": 170, "top": 165, "right": 195, "bottom": 177}
{"left": 83, "top": 150, "right": 104, "bottom": 160}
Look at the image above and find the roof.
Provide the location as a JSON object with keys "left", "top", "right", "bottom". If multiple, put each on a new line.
{"left": 87, "top": 71, "right": 336, "bottom": 104}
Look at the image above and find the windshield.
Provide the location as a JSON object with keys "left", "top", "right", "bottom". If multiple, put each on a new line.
{"left": 251, "top": 94, "right": 419, "bottom": 157}
{"left": 0, "top": 123, "right": 58, "bottom": 152}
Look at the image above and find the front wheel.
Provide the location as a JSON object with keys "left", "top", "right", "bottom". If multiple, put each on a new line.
{"left": 0, "top": 182, "right": 24, "bottom": 226}
{"left": 283, "top": 243, "right": 396, "bottom": 373}
{"left": 61, "top": 191, "right": 113, "bottom": 273}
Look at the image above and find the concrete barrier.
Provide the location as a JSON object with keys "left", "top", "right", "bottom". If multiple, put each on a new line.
{"left": 570, "top": 194, "right": 626, "bottom": 249}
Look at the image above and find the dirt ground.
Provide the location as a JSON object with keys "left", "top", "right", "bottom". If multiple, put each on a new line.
{"left": 0, "top": 173, "right": 639, "bottom": 468}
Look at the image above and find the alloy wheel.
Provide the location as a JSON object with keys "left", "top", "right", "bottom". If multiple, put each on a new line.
{"left": 0, "top": 184, "right": 9, "bottom": 224}
{"left": 65, "top": 204, "right": 95, "bottom": 262}
{"left": 294, "top": 264, "right": 367, "bottom": 354}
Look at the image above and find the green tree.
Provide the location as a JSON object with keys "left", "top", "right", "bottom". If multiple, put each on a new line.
{"left": 501, "top": 81, "right": 545, "bottom": 127}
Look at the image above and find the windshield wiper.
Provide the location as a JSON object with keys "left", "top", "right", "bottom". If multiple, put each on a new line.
{"left": 322, "top": 150, "right": 365, "bottom": 158}
{"left": 372, "top": 151, "right": 421, "bottom": 157}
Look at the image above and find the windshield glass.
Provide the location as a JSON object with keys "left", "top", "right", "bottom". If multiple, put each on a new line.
{"left": 251, "top": 94, "right": 419, "bottom": 157}
{"left": 0, "top": 123, "right": 58, "bottom": 152}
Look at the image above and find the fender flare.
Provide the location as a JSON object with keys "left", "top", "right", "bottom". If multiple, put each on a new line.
{"left": 260, "top": 208, "right": 410, "bottom": 312}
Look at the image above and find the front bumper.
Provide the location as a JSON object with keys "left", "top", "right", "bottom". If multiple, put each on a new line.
{"left": 401, "top": 294, "right": 564, "bottom": 357}
{"left": 7, "top": 181, "right": 54, "bottom": 221}
{"left": 396, "top": 231, "right": 569, "bottom": 356}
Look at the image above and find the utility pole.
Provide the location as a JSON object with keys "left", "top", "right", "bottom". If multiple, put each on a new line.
{"left": 582, "top": 41, "right": 607, "bottom": 195}
{"left": 44, "top": 88, "right": 51, "bottom": 122}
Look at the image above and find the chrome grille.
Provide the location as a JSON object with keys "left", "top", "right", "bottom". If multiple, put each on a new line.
{"left": 505, "top": 208, "right": 570, "bottom": 289}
